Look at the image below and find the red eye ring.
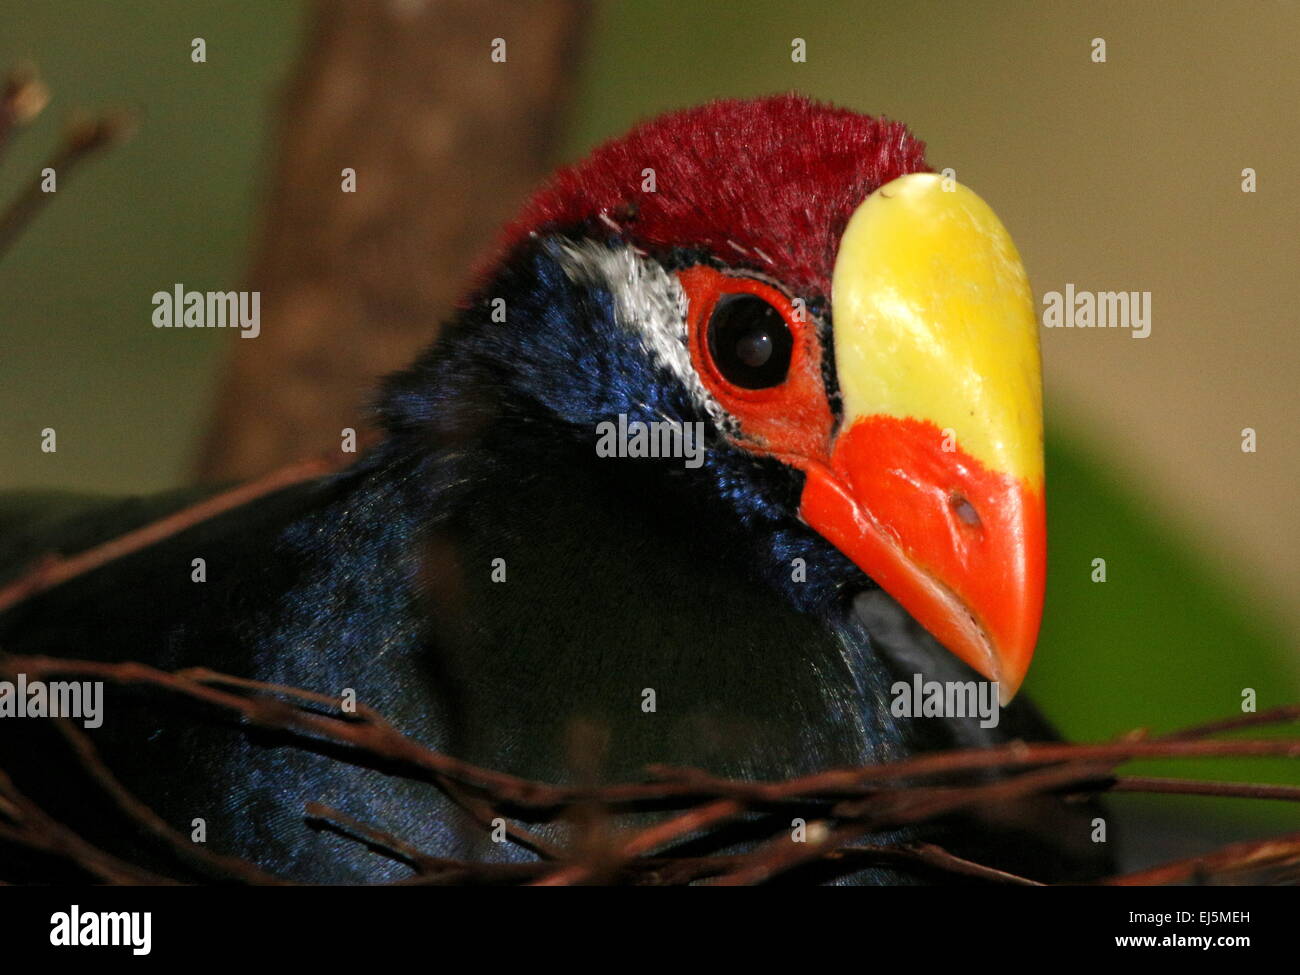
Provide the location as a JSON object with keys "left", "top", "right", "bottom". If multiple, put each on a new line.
{"left": 677, "top": 265, "right": 835, "bottom": 463}
{"left": 679, "top": 267, "right": 805, "bottom": 403}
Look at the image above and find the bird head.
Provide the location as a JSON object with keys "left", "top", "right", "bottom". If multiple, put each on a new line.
{"left": 412, "top": 94, "right": 1045, "bottom": 699}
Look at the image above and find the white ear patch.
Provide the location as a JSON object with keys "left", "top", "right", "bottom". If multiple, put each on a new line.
{"left": 547, "top": 237, "right": 733, "bottom": 433}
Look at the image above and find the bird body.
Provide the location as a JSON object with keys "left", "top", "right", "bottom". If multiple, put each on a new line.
{"left": 0, "top": 95, "right": 1109, "bottom": 883}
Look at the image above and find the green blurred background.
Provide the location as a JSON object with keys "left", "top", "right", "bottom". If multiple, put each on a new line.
{"left": 1, "top": 1, "right": 1295, "bottom": 835}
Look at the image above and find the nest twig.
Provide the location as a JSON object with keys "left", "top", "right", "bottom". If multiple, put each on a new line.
{"left": 0, "top": 651, "right": 1296, "bottom": 885}
{"left": 0, "top": 65, "right": 134, "bottom": 261}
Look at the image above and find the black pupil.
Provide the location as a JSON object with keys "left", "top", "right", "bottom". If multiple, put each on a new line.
{"left": 706, "top": 294, "right": 793, "bottom": 389}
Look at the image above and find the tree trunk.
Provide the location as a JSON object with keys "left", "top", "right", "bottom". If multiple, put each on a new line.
{"left": 195, "top": 0, "right": 588, "bottom": 482}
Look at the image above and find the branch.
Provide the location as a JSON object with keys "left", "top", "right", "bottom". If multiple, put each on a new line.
{"left": 0, "top": 112, "right": 133, "bottom": 261}
{"left": 0, "top": 452, "right": 348, "bottom": 613}
{"left": 0, "top": 652, "right": 1295, "bottom": 885}
{"left": 6, "top": 655, "right": 1299, "bottom": 816}
{"left": 1102, "top": 832, "right": 1300, "bottom": 886}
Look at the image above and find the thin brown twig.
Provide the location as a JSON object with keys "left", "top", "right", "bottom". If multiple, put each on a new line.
{"left": 892, "top": 842, "right": 1047, "bottom": 885}
{"left": 0, "top": 767, "right": 173, "bottom": 885}
{"left": 530, "top": 798, "right": 746, "bottom": 886}
{"left": 1158, "top": 705, "right": 1300, "bottom": 741}
{"left": 1109, "top": 776, "right": 1300, "bottom": 802}
{"left": 305, "top": 802, "right": 448, "bottom": 876}
{"left": 0, "top": 112, "right": 134, "bottom": 260}
{"left": 1101, "top": 832, "right": 1300, "bottom": 886}
{"left": 48, "top": 717, "right": 285, "bottom": 884}
{"left": 435, "top": 776, "right": 565, "bottom": 861}
{"left": 706, "top": 819, "right": 870, "bottom": 886}
{"left": 707, "top": 761, "right": 1118, "bottom": 886}
{"left": 0, "top": 455, "right": 341, "bottom": 613}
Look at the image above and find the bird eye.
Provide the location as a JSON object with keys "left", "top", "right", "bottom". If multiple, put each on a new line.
{"left": 706, "top": 294, "right": 793, "bottom": 389}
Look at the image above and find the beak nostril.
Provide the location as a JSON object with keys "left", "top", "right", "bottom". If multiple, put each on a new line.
{"left": 951, "top": 494, "right": 981, "bottom": 528}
